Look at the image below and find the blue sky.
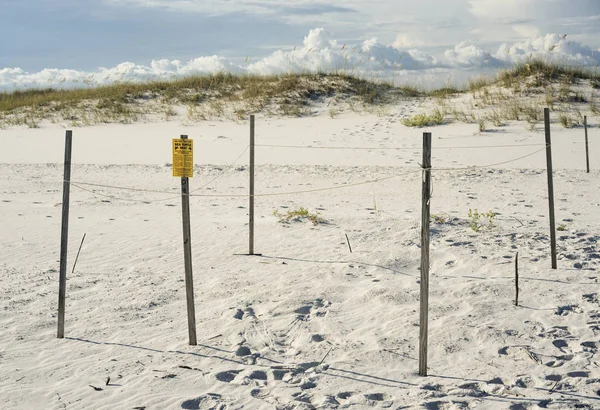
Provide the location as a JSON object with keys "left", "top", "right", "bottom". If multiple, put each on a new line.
{"left": 1, "top": 0, "right": 600, "bottom": 89}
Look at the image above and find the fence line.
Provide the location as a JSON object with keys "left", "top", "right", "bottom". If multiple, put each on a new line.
{"left": 65, "top": 145, "right": 550, "bottom": 201}
{"left": 69, "top": 170, "right": 421, "bottom": 201}
{"left": 255, "top": 143, "right": 547, "bottom": 151}
{"left": 426, "top": 146, "right": 549, "bottom": 171}
{"left": 70, "top": 182, "right": 159, "bottom": 203}
{"left": 189, "top": 145, "right": 249, "bottom": 193}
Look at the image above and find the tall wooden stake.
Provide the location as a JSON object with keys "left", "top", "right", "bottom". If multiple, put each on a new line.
{"left": 249, "top": 115, "right": 255, "bottom": 255}
{"left": 544, "top": 109, "right": 557, "bottom": 270}
{"left": 180, "top": 135, "right": 197, "bottom": 345}
{"left": 584, "top": 116, "right": 590, "bottom": 173}
{"left": 515, "top": 252, "right": 519, "bottom": 306}
{"left": 419, "top": 132, "right": 432, "bottom": 376}
{"left": 57, "top": 130, "right": 73, "bottom": 338}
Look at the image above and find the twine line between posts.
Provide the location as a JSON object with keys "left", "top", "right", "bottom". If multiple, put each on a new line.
{"left": 65, "top": 145, "right": 549, "bottom": 202}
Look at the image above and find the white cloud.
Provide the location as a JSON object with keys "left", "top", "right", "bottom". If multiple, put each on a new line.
{"left": 393, "top": 34, "right": 428, "bottom": 48}
{"left": 1, "top": 29, "right": 599, "bottom": 91}
{"left": 495, "top": 33, "right": 600, "bottom": 65}
{"left": 444, "top": 42, "right": 500, "bottom": 68}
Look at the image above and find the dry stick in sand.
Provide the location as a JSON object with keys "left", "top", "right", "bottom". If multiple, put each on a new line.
{"left": 71, "top": 233, "right": 86, "bottom": 274}
{"left": 515, "top": 252, "right": 519, "bottom": 307}
{"left": 345, "top": 234, "right": 353, "bottom": 253}
{"left": 510, "top": 216, "right": 525, "bottom": 227}
{"left": 523, "top": 348, "right": 542, "bottom": 365}
{"left": 319, "top": 346, "right": 334, "bottom": 366}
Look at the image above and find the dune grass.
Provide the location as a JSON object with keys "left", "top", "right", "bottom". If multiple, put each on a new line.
{"left": 498, "top": 59, "right": 600, "bottom": 87}
{"left": 401, "top": 109, "right": 445, "bottom": 127}
{"left": 0, "top": 59, "right": 598, "bottom": 128}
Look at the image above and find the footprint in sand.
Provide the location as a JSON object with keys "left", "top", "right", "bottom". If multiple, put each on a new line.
{"left": 586, "top": 312, "right": 600, "bottom": 334}
{"left": 294, "top": 298, "right": 332, "bottom": 321}
{"left": 552, "top": 339, "right": 569, "bottom": 352}
{"left": 249, "top": 388, "right": 281, "bottom": 406}
{"left": 538, "top": 326, "right": 572, "bottom": 339}
{"left": 544, "top": 354, "right": 574, "bottom": 368}
{"left": 581, "top": 341, "right": 600, "bottom": 352}
{"left": 181, "top": 393, "right": 229, "bottom": 410}
{"left": 364, "top": 392, "right": 392, "bottom": 401}
{"left": 423, "top": 400, "right": 469, "bottom": 410}
{"left": 215, "top": 370, "right": 241, "bottom": 383}
{"left": 336, "top": 391, "right": 354, "bottom": 400}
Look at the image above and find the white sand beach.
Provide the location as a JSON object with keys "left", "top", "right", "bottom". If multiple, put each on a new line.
{"left": 1, "top": 93, "right": 599, "bottom": 410}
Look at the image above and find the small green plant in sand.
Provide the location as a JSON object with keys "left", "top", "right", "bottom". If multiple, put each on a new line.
{"left": 468, "top": 209, "right": 496, "bottom": 232}
{"left": 557, "top": 223, "right": 568, "bottom": 231}
{"left": 273, "top": 207, "right": 324, "bottom": 225}
{"left": 430, "top": 213, "right": 448, "bottom": 224}
{"left": 401, "top": 109, "right": 444, "bottom": 127}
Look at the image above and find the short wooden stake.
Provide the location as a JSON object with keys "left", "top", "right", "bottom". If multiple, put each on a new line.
{"left": 544, "top": 108, "right": 558, "bottom": 269}
{"left": 71, "top": 233, "right": 87, "bottom": 274}
{"left": 180, "top": 134, "right": 197, "bottom": 345}
{"left": 345, "top": 234, "right": 353, "bottom": 253}
{"left": 249, "top": 115, "right": 255, "bottom": 255}
{"left": 419, "top": 132, "right": 432, "bottom": 377}
{"left": 515, "top": 252, "right": 519, "bottom": 306}
{"left": 57, "top": 130, "right": 73, "bottom": 339}
{"left": 584, "top": 116, "right": 590, "bottom": 173}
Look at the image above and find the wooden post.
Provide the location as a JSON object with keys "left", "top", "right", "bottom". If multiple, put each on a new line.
{"left": 584, "top": 116, "right": 590, "bottom": 173}
{"left": 57, "top": 130, "right": 73, "bottom": 338}
{"left": 180, "top": 135, "right": 197, "bottom": 345}
{"left": 544, "top": 109, "right": 558, "bottom": 270}
{"left": 515, "top": 252, "right": 519, "bottom": 306}
{"left": 419, "top": 132, "right": 432, "bottom": 376}
{"left": 249, "top": 115, "right": 255, "bottom": 255}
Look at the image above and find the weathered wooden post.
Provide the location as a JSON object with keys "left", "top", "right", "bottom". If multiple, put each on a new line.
{"left": 515, "top": 252, "right": 519, "bottom": 306}
{"left": 57, "top": 130, "right": 73, "bottom": 338}
{"left": 174, "top": 135, "right": 197, "bottom": 345}
{"left": 544, "top": 108, "right": 557, "bottom": 269}
{"left": 419, "top": 132, "right": 432, "bottom": 376}
{"left": 249, "top": 115, "right": 255, "bottom": 255}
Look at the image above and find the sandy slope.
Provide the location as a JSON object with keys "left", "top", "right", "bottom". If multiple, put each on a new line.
{"left": 1, "top": 109, "right": 599, "bottom": 409}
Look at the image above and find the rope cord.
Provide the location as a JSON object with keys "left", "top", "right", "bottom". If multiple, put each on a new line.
{"left": 190, "top": 145, "right": 249, "bottom": 193}
{"left": 255, "top": 143, "right": 547, "bottom": 151}
{"left": 67, "top": 146, "right": 549, "bottom": 200}
{"left": 69, "top": 145, "right": 251, "bottom": 203}
{"left": 69, "top": 169, "right": 421, "bottom": 200}
{"left": 427, "top": 146, "right": 548, "bottom": 171}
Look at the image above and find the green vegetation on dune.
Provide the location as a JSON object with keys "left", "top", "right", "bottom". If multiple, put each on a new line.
{"left": 0, "top": 72, "right": 395, "bottom": 119}
{"left": 0, "top": 60, "right": 598, "bottom": 128}
{"left": 498, "top": 58, "right": 600, "bottom": 87}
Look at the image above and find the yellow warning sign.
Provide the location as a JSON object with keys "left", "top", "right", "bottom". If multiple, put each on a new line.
{"left": 172, "top": 139, "right": 194, "bottom": 177}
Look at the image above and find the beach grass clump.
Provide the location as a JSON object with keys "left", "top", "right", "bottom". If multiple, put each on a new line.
{"left": 428, "top": 87, "right": 460, "bottom": 99}
{"left": 468, "top": 209, "right": 496, "bottom": 232}
{"left": 467, "top": 77, "right": 493, "bottom": 92}
{"left": 273, "top": 207, "right": 324, "bottom": 225}
{"left": 401, "top": 109, "right": 444, "bottom": 127}
{"left": 557, "top": 112, "right": 580, "bottom": 128}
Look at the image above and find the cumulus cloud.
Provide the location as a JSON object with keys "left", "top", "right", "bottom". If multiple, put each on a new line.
{"left": 1, "top": 29, "right": 599, "bottom": 91}
{"left": 444, "top": 42, "right": 502, "bottom": 68}
{"left": 495, "top": 33, "right": 600, "bottom": 65}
